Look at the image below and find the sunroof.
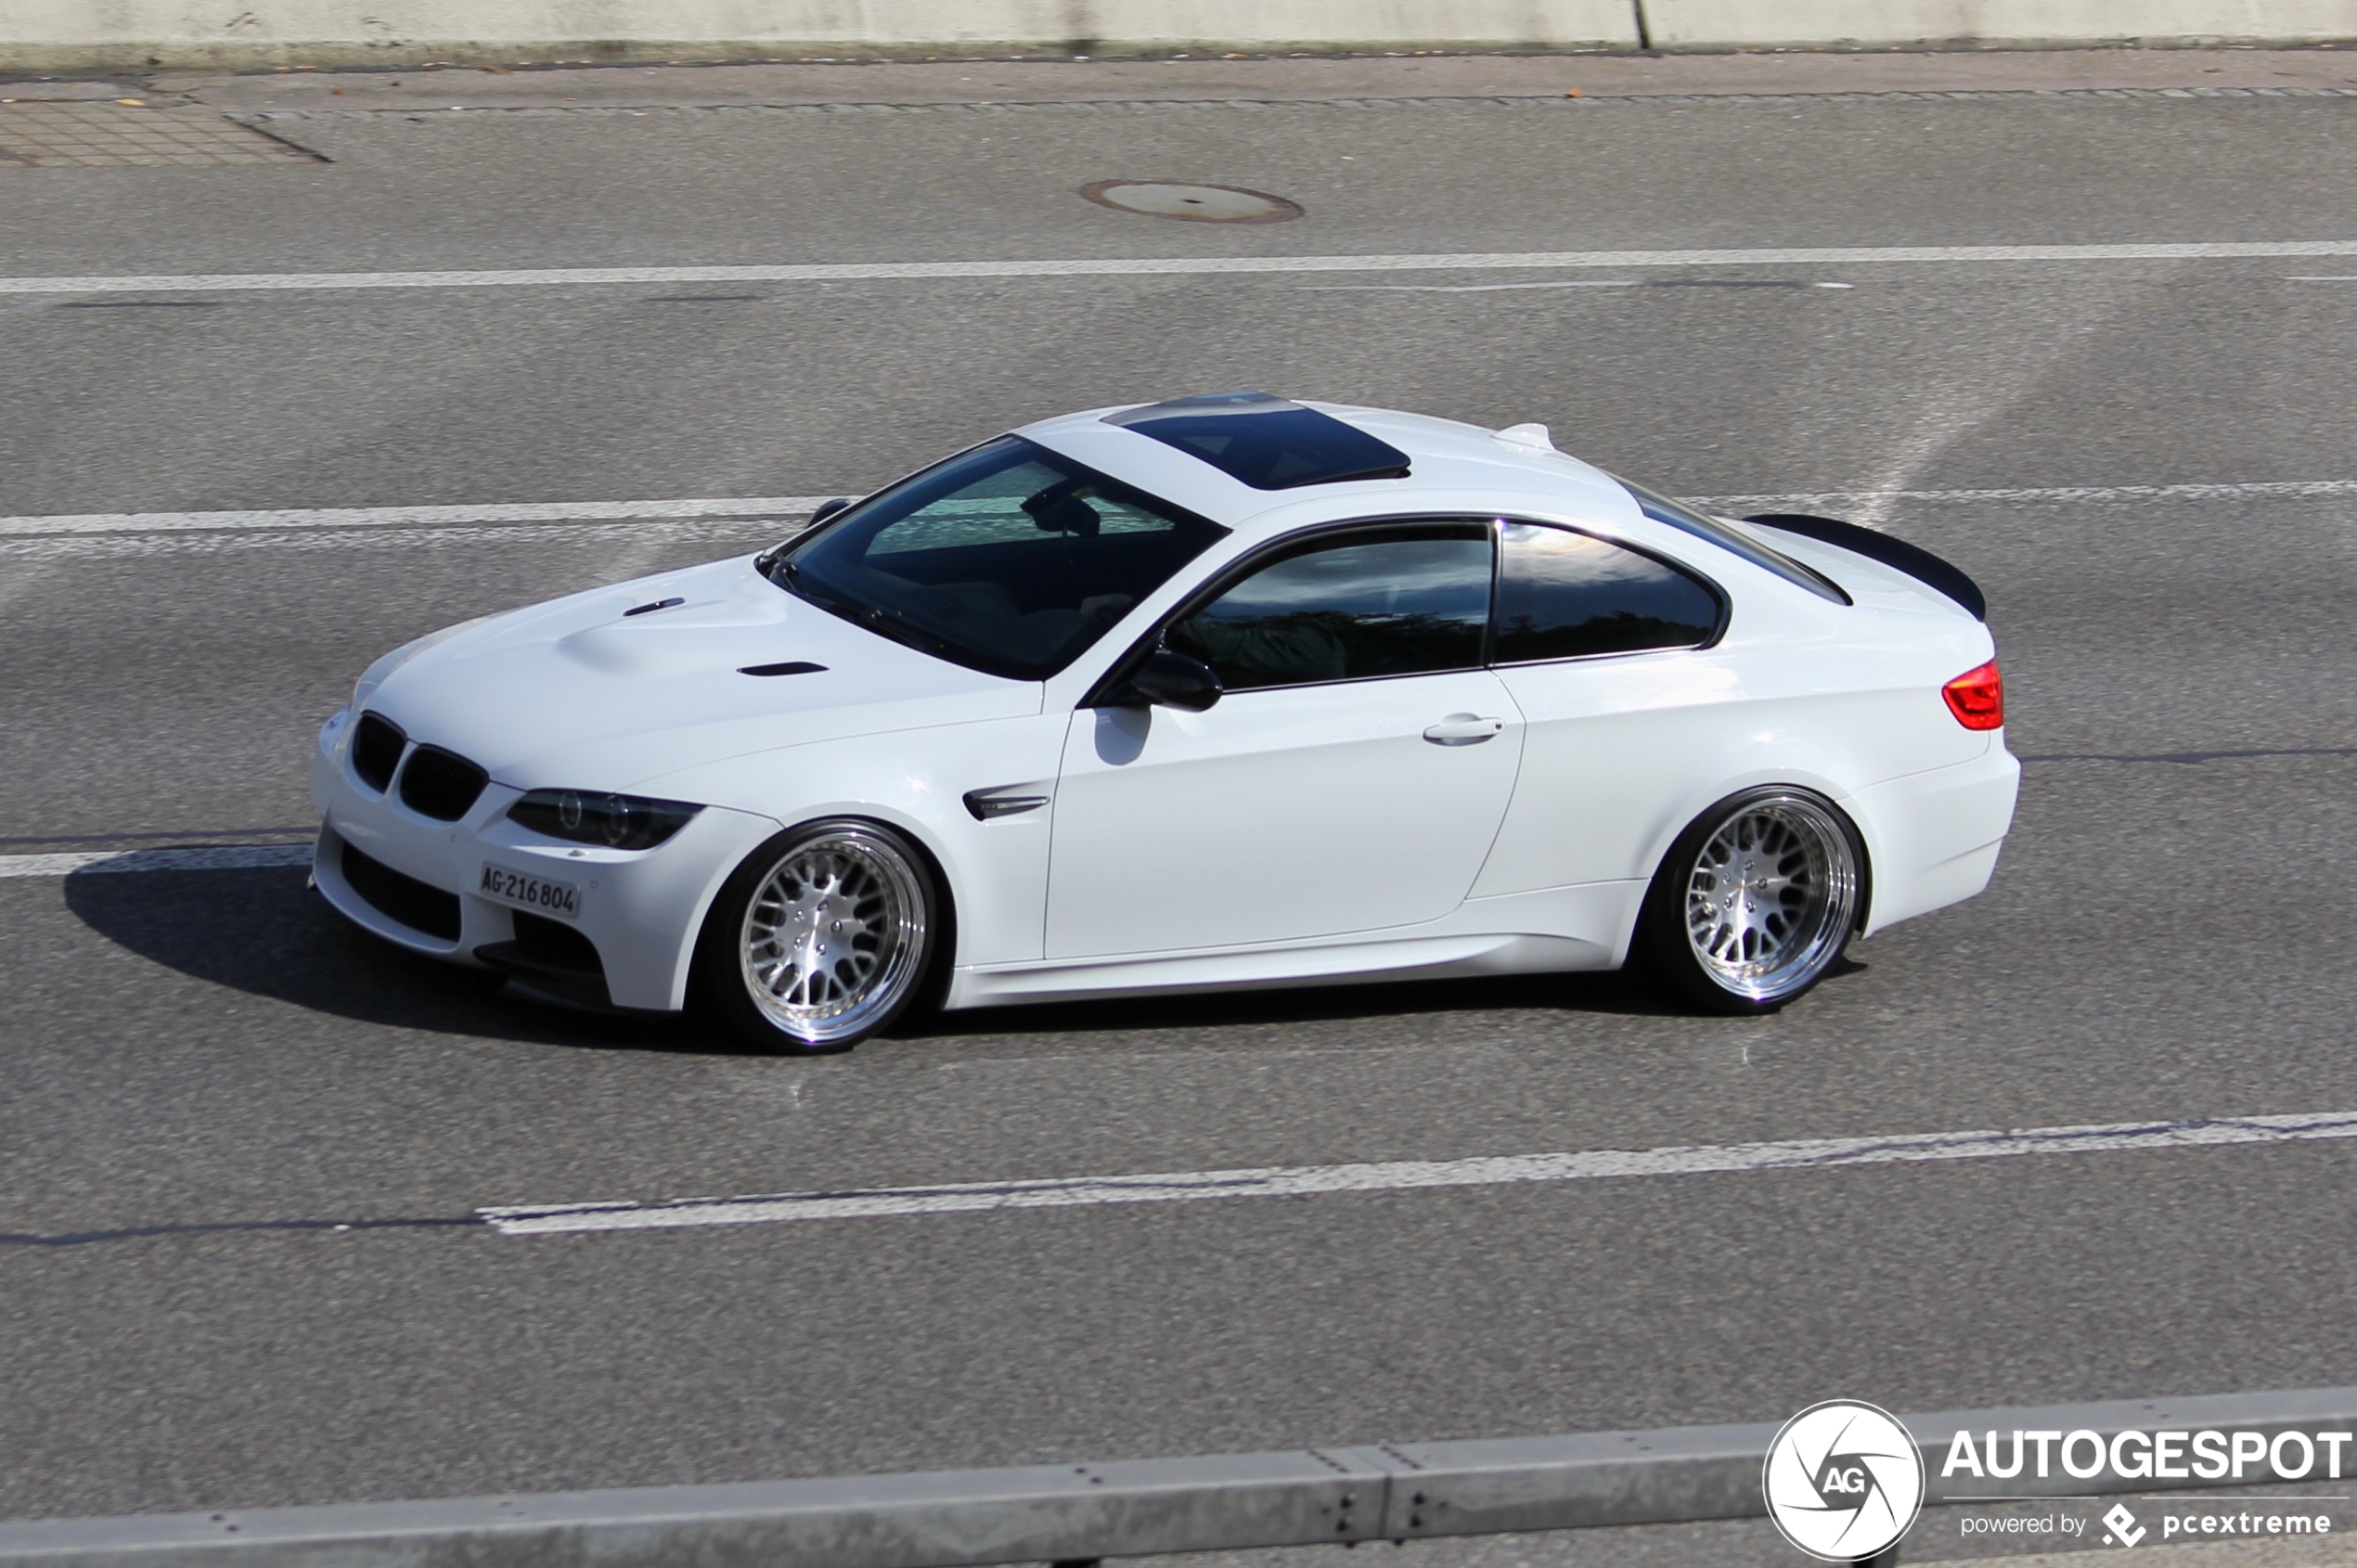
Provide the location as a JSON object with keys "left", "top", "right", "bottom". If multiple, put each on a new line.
{"left": 1103, "top": 392, "right": 1411, "bottom": 490}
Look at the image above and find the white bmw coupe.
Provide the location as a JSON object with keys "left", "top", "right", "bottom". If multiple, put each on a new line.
{"left": 314, "top": 394, "right": 2018, "bottom": 1052}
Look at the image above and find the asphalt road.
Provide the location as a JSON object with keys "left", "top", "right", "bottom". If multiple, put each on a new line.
{"left": 4, "top": 57, "right": 2357, "bottom": 1559}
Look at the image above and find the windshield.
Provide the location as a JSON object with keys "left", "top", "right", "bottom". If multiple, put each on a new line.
{"left": 1614, "top": 474, "right": 1852, "bottom": 605}
{"left": 770, "top": 436, "right": 1229, "bottom": 681}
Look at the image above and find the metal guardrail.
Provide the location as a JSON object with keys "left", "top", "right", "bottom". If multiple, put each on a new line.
{"left": 6, "top": 1386, "right": 2356, "bottom": 1568}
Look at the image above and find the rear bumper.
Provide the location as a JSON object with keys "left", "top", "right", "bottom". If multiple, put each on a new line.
{"left": 1848, "top": 738, "right": 2021, "bottom": 935}
{"left": 310, "top": 708, "right": 779, "bottom": 1010}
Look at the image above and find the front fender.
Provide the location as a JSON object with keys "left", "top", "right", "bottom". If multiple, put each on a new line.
{"left": 629, "top": 713, "right": 1073, "bottom": 969}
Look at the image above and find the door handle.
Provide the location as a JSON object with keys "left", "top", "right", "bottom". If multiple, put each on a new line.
{"left": 1423, "top": 713, "right": 1504, "bottom": 746}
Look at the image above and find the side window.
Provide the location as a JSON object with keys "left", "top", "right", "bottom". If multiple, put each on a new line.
{"left": 1166, "top": 524, "right": 1492, "bottom": 692}
{"left": 1494, "top": 521, "right": 1722, "bottom": 663}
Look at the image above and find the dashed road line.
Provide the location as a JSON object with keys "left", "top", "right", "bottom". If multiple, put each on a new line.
{"left": 4, "top": 1100, "right": 2351, "bottom": 1245}
{"left": 481, "top": 1111, "right": 2357, "bottom": 1236}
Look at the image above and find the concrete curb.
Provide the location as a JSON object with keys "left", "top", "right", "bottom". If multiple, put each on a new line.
{"left": 4, "top": 0, "right": 2354, "bottom": 75}
{"left": 107, "top": 50, "right": 2357, "bottom": 117}
{"left": 5, "top": 1387, "right": 2357, "bottom": 1568}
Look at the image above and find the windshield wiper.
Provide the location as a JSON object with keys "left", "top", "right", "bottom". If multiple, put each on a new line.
{"left": 772, "top": 562, "right": 980, "bottom": 668}
{"left": 772, "top": 557, "right": 833, "bottom": 606}
{"left": 848, "top": 601, "right": 960, "bottom": 661}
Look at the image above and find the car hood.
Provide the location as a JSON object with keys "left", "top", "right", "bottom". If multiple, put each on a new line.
{"left": 366, "top": 554, "right": 1041, "bottom": 791}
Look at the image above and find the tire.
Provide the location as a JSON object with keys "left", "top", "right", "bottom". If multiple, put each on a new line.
{"left": 693, "top": 818, "right": 938, "bottom": 1053}
{"left": 1634, "top": 787, "right": 1866, "bottom": 1016}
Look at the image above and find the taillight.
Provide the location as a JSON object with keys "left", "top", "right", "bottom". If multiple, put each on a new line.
{"left": 1942, "top": 660, "right": 2004, "bottom": 730}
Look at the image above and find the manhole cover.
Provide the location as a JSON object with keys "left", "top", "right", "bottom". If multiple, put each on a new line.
{"left": 1079, "top": 180, "right": 1302, "bottom": 224}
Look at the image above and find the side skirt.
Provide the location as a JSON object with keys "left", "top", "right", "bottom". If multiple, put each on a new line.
{"left": 946, "top": 880, "right": 1643, "bottom": 1010}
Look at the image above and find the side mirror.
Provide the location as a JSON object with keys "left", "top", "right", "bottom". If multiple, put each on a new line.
{"left": 806, "top": 496, "right": 855, "bottom": 528}
{"left": 1106, "top": 649, "right": 1223, "bottom": 712}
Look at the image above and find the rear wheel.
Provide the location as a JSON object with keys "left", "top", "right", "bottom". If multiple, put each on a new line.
{"left": 695, "top": 819, "right": 936, "bottom": 1053}
{"left": 1636, "top": 787, "right": 1864, "bottom": 1015}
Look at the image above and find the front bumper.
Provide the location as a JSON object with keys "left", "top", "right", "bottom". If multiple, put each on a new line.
{"left": 311, "top": 708, "right": 780, "bottom": 1010}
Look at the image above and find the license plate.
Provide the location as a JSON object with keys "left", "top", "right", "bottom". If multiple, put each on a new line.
{"left": 479, "top": 864, "right": 580, "bottom": 918}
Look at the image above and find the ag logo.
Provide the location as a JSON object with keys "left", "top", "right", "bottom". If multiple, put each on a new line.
{"left": 1762, "top": 1400, "right": 1926, "bottom": 1562}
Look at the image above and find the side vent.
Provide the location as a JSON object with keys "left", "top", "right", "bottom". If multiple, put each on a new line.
{"left": 398, "top": 745, "right": 489, "bottom": 822}
{"left": 474, "top": 912, "right": 612, "bottom": 1008}
{"left": 511, "top": 911, "right": 604, "bottom": 975}
{"left": 352, "top": 713, "right": 406, "bottom": 792}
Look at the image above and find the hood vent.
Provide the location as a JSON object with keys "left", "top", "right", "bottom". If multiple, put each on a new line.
{"left": 398, "top": 745, "right": 489, "bottom": 822}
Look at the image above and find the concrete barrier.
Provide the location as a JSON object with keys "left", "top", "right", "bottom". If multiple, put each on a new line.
{"left": 1642, "top": 0, "right": 2357, "bottom": 48}
{"left": 6, "top": 1387, "right": 2357, "bottom": 1568}
{"left": 0, "top": 0, "right": 1641, "bottom": 74}
{"left": 6, "top": 0, "right": 2353, "bottom": 90}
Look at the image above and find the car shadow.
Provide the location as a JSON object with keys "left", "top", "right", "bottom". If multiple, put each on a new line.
{"left": 64, "top": 865, "right": 1853, "bottom": 1052}
{"left": 61, "top": 866, "right": 712, "bottom": 1051}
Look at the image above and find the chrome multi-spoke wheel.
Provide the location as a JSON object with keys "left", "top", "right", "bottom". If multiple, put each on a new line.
{"left": 1642, "top": 789, "right": 1862, "bottom": 1013}
{"left": 704, "top": 821, "right": 934, "bottom": 1051}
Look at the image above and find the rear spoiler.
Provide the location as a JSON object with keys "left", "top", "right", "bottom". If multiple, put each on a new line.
{"left": 1743, "top": 513, "right": 1987, "bottom": 621}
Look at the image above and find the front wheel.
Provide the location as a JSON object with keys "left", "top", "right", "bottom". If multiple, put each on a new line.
{"left": 1634, "top": 787, "right": 1865, "bottom": 1015}
{"left": 694, "top": 819, "right": 937, "bottom": 1053}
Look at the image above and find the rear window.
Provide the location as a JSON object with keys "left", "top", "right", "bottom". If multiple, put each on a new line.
{"left": 1614, "top": 475, "right": 1851, "bottom": 605}
{"left": 1495, "top": 522, "right": 1724, "bottom": 662}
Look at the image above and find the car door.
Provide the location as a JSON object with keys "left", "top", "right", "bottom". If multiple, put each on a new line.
{"left": 1045, "top": 521, "right": 1525, "bottom": 959}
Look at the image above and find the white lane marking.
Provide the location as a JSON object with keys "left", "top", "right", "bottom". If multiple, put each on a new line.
{"left": 5, "top": 477, "right": 2346, "bottom": 561}
{"left": 1695, "top": 478, "right": 2357, "bottom": 512}
{"left": 1301, "top": 280, "right": 1643, "bottom": 292}
{"left": 0, "top": 496, "right": 830, "bottom": 538}
{"left": 9, "top": 241, "right": 2357, "bottom": 295}
{"left": 0, "top": 844, "right": 312, "bottom": 878}
{"left": 6, "top": 477, "right": 2351, "bottom": 552}
{"left": 481, "top": 1110, "right": 2357, "bottom": 1236}
{"left": 0, "top": 519, "right": 796, "bottom": 562}
{"left": 1300, "top": 279, "right": 1860, "bottom": 292}
{"left": 2287, "top": 276, "right": 2357, "bottom": 280}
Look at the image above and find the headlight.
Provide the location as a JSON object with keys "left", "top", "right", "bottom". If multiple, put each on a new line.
{"left": 508, "top": 790, "right": 702, "bottom": 850}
